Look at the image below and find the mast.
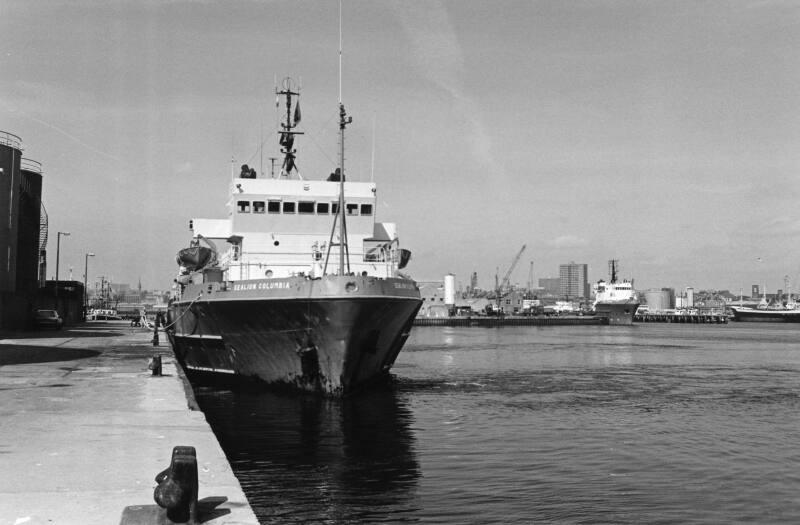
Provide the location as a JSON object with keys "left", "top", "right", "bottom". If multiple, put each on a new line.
{"left": 276, "top": 77, "right": 303, "bottom": 179}
{"left": 609, "top": 259, "right": 618, "bottom": 284}
{"left": 323, "top": 0, "right": 352, "bottom": 275}
{"left": 337, "top": 104, "right": 352, "bottom": 274}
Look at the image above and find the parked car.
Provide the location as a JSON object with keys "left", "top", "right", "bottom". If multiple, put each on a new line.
{"left": 35, "top": 309, "right": 63, "bottom": 330}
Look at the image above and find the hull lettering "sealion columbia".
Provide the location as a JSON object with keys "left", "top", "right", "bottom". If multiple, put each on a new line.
{"left": 166, "top": 77, "right": 422, "bottom": 395}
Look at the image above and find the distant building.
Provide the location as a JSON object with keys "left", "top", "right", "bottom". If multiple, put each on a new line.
{"left": 498, "top": 290, "right": 525, "bottom": 314}
{"left": 110, "top": 283, "right": 131, "bottom": 295}
{"left": 559, "top": 262, "right": 589, "bottom": 299}
{"left": 538, "top": 277, "right": 560, "bottom": 297}
{"left": 417, "top": 281, "right": 447, "bottom": 317}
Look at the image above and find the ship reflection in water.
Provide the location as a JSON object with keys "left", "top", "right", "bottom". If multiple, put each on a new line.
{"left": 193, "top": 385, "right": 421, "bottom": 523}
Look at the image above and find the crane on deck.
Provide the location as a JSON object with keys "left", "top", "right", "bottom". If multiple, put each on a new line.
{"left": 493, "top": 244, "right": 526, "bottom": 313}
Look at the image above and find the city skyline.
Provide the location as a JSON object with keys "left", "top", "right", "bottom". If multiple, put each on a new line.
{"left": 3, "top": 1, "right": 799, "bottom": 293}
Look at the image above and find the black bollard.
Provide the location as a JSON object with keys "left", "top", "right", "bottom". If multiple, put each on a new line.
{"left": 152, "top": 324, "right": 160, "bottom": 346}
{"left": 149, "top": 355, "right": 162, "bottom": 376}
{"left": 154, "top": 446, "right": 198, "bottom": 524}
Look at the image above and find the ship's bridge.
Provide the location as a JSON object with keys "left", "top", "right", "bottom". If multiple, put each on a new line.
{"left": 187, "top": 177, "right": 404, "bottom": 280}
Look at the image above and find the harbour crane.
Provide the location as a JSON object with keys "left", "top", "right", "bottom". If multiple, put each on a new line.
{"left": 493, "top": 244, "right": 526, "bottom": 313}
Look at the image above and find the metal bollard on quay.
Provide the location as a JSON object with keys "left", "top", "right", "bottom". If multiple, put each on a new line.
{"left": 119, "top": 446, "right": 199, "bottom": 525}
{"left": 149, "top": 355, "right": 162, "bottom": 376}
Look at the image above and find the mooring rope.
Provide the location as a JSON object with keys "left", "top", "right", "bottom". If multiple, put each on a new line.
{"left": 156, "top": 292, "right": 205, "bottom": 331}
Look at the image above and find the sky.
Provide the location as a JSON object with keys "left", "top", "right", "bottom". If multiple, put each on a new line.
{"left": 2, "top": 0, "right": 800, "bottom": 294}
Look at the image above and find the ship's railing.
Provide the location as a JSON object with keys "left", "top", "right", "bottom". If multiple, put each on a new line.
{"left": 0, "top": 131, "right": 22, "bottom": 150}
{"left": 219, "top": 247, "right": 399, "bottom": 268}
{"left": 21, "top": 158, "right": 42, "bottom": 173}
{"left": 220, "top": 251, "right": 397, "bottom": 280}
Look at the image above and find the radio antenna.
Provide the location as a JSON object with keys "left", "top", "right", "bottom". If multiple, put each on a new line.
{"left": 338, "top": 0, "right": 343, "bottom": 104}
{"left": 324, "top": 0, "right": 352, "bottom": 275}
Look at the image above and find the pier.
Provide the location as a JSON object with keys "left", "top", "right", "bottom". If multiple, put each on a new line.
{"left": 634, "top": 312, "right": 729, "bottom": 324}
{"left": 0, "top": 321, "right": 258, "bottom": 524}
{"left": 414, "top": 315, "right": 607, "bottom": 327}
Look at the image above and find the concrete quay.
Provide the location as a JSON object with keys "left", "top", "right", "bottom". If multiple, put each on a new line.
{"left": 0, "top": 321, "right": 258, "bottom": 525}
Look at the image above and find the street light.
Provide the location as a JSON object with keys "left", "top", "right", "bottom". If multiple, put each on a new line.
{"left": 84, "top": 252, "right": 95, "bottom": 317}
{"left": 55, "top": 231, "right": 70, "bottom": 309}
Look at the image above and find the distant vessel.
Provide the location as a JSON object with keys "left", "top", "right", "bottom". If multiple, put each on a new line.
{"left": 592, "top": 260, "right": 639, "bottom": 325}
{"left": 729, "top": 305, "right": 800, "bottom": 322}
{"left": 730, "top": 287, "right": 800, "bottom": 322}
{"left": 166, "top": 78, "right": 422, "bottom": 395}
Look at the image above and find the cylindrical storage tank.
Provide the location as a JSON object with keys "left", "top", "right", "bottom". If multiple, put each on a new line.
{"left": 644, "top": 289, "right": 671, "bottom": 312}
{"left": 444, "top": 273, "right": 456, "bottom": 306}
{"left": 686, "top": 287, "right": 694, "bottom": 308}
{"left": 0, "top": 131, "right": 23, "bottom": 292}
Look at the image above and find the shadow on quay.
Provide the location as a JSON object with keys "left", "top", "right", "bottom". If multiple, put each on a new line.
{"left": 0, "top": 345, "right": 101, "bottom": 366}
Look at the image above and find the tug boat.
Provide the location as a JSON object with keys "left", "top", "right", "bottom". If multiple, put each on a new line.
{"left": 166, "top": 78, "right": 422, "bottom": 395}
{"left": 592, "top": 260, "right": 639, "bottom": 325}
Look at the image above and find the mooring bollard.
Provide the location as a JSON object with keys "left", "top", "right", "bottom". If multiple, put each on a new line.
{"left": 154, "top": 445, "right": 198, "bottom": 524}
{"left": 148, "top": 355, "right": 162, "bottom": 376}
{"left": 152, "top": 324, "right": 160, "bottom": 346}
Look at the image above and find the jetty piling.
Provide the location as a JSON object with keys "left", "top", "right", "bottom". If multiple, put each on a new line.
{"left": 634, "top": 312, "right": 728, "bottom": 324}
{"left": 414, "top": 316, "right": 608, "bottom": 327}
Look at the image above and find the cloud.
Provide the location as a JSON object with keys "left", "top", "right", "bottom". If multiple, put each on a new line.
{"left": 2, "top": 108, "right": 122, "bottom": 164}
{"left": 547, "top": 235, "right": 589, "bottom": 249}
{"left": 174, "top": 161, "right": 193, "bottom": 176}
{"left": 392, "top": 2, "right": 499, "bottom": 179}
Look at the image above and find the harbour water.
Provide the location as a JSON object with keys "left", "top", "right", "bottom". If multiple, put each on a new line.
{"left": 193, "top": 324, "right": 800, "bottom": 523}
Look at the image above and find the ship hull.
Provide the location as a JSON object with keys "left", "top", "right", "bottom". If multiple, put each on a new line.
{"left": 166, "top": 275, "right": 422, "bottom": 395}
{"left": 594, "top": 301, "right": 639, "bottom": 326}
{"left": 730, "top": 307, "right": 800, "bottom": 322}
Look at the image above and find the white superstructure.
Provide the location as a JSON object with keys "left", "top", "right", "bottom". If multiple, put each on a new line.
{"left": 592, "top": 260, "right": 637, "bottom": 306}
{"left": 593, "top": 279, "right": 636, "bottom": 305}
{"left": 186, "top": 176, "right": 404, "bottom": 281}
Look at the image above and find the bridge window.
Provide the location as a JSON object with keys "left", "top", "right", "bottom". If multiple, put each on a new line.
{"left": 317, "top": 202, "right": 329, "bottom": 214}
{"left": 253, "top": 201, "right": 265, "bottom": 214}
{"left": 346, "top": 203, "right": 359, "bottom": 216}
{"left": 237, "top": 200, "right": 250, "bottom": 213}
{"left": 332, "top": 202, "right": 339, "bottom": 214}
{"left": 360, "top": 204, "right": 373, "bottom": 216}
{"left": 283, "top": 202, "right": 296, "bottom": 214}
{"left": 298, "top": 201, "right": 315, "bottom": 214}
{"left": 268, "top": 200, "right": 280, "bottom": 213}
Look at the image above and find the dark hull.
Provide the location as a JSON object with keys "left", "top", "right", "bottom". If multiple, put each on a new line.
{"left": 594, "top": 301, "right": 639, "bottom": 326}
{"left": 166, "top": 275, "right": 422, "bottom": 395}
{"left": 730, "top": 307, "right": 800, "bottom": 322}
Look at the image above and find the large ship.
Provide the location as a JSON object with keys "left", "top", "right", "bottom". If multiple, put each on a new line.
{"left": 166, "top": 78, "right": 422, "bottom": 395}
{"left": 592, "top": 260, "right": 639, "bottom": 325}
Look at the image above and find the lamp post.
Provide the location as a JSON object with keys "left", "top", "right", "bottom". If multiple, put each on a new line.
{"left": 55, "top": 231, "right": 70, "bottom": 309}
{"left": 84, "top": 252, "right": 95, "bottom": 318}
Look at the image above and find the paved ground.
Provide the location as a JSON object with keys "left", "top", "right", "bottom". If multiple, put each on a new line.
{"left": 0, "top": 321, "right": 258, "bottom": 525}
